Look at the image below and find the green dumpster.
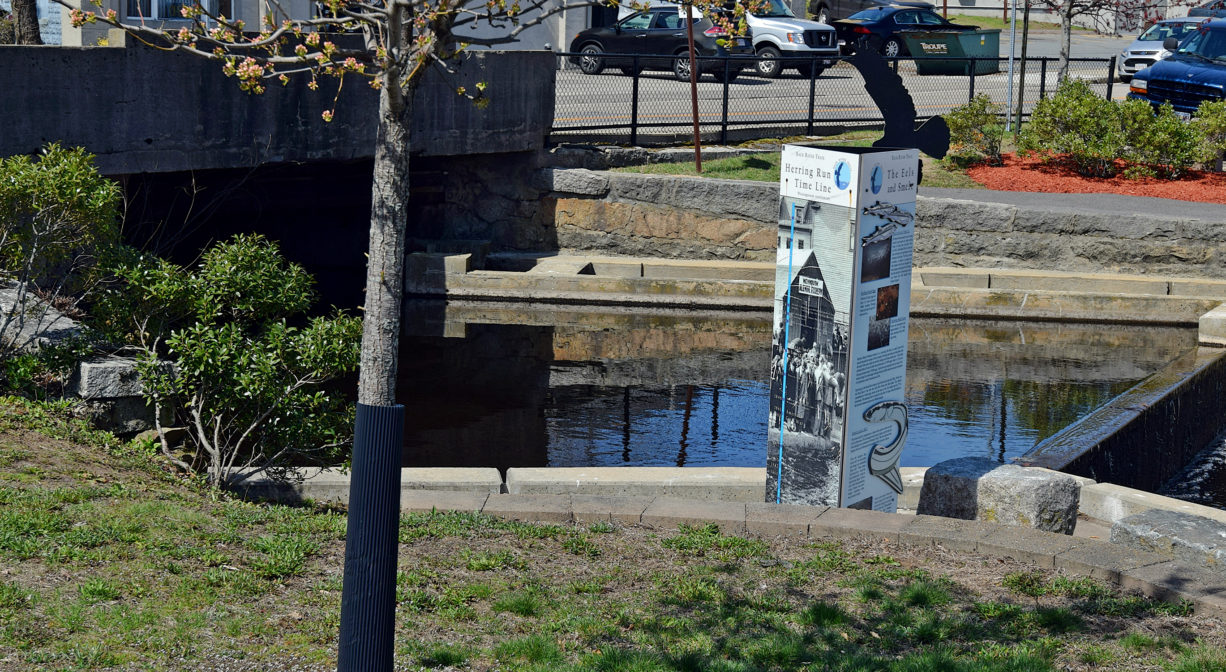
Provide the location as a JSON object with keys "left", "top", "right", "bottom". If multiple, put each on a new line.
{"left": 902, "top": 29, "right": 1000, "bottom": 75}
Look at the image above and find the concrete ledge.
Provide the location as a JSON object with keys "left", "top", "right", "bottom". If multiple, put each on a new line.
{"left": 909, "top": 285, "right": 1217, "bottom": 325}
{"left": 1020, "top": 347, "right": 1226, "bottom": 492}
{"left": 506, "top": 467, "right": 765, "bottom": 501}
{"left": 1080, "top": 482, "right": 1226, "bottom": 527}
{"left": 1112, "top": 509, "right": 1226, "bottom": 569}
{"left": 1200, "top": 303, "right": 1226, "bottom": 347}
{"left": 233, "top": 466, "right": 502, "bottom": 505}
{"left": 408, "top": 256, "right": 1226, "bottom": 325}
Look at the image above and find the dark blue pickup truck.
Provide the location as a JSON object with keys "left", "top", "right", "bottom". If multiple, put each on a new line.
{"left": 1128, "top": 18, "right": 1226, "bottom": 115}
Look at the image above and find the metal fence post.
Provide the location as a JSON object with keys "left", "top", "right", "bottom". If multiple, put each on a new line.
{"left": 1106, "top": 55, "right": 1116, "bottom": 101}
{"left": 631, "top": 55, "right": 640, "bottom": 146}
{"left": 968, "top": 59, "right": 976, "bottom": 102}
{"left": 1040, "top": 58, "right": 1048, "bottom": 99}
{"left": 721, "top": 57, "right": 731, "bottom": 145}
{"left": 807, "top": 56, "right": 818, "bottom": 136}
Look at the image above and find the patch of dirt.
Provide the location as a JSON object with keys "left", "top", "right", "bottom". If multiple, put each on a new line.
{"left": 965, "top": 153, "right": 1226, "bottom": 204}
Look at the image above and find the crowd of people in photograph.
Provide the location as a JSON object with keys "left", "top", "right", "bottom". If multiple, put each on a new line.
{"left": 769, "top": 323, "right": 847, "bottom": 438}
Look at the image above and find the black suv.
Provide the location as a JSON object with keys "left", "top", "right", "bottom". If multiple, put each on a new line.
{"left": 568, "top": 6, "right": 755, "bottom": 82}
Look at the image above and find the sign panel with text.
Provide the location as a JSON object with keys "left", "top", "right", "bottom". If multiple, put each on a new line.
{"left": 767, "top": 144, "right": 918, "bottom": 512}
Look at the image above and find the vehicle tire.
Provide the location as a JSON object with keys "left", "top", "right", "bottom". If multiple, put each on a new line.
{"left": 756, "top": 45, "right": 783, "bottom": 78}
{"left": 881, "top": 37, "right": 905, "bottom": 59}
{"left": 812, "top": 3, "right": 830, "bottom": 24}
{"left": 673, "top": 53, "right": 693, "bottom": 81}
{"left": 578, "top": 44, "right": 605, "bottom": 75}
{"left": 1118, "top": 73, "right": 1132, "bottom": 83}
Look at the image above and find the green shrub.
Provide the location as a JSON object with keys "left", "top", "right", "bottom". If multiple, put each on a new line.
{"left": 945, "top": 94, "right": 1006, "bottom": 166}
{"left": 1120, "top": 100, "right": 1202, "bottom": 178}
{"left": 1193, "top": 99, "right": 1226, "bottom": 167}
{"left": 99, "top": 234, "right": 361, "bottom": 487}
{"left": 0, "top": 144, "right": 121, "bottom": 367}
{"left": 1017, "top": 79, "right": 1125, "bottom": 177}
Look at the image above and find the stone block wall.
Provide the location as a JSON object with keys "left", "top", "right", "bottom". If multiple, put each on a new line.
{"left": 508, "top": 166, "right": 1226, "bottom": 279}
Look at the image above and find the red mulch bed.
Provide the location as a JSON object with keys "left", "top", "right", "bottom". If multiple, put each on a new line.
{"left": 964, "top": 152, "right": 1226, "bottom": 204}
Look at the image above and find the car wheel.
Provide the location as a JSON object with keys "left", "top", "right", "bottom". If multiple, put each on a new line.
{"left": 881, "top": 37, "right": 904, "bottom": 59}
{"left": 756, "top": 45, "right": 783, "bottom": 78}
{"left": 673, "top": 54, "right": 693, "bottom": 81}
{"left": 1118, "top": 73, "right": 1132, "bottom": 83}
{"left": 812, "top": 3, "right": 830, "bottom": 23}
{"left": 578, "top": 44, "right": 605, "bottom": 75}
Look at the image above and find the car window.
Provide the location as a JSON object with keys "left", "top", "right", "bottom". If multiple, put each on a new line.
{"left": 1205, "top": 30, "right": 1226, "bottom": 59}
{"left": 1177, "top": 26, "right": 1226, "bottom": 59}
{"left": 916, "top": 10, "right": 945, "bottom": 24}
{"left": 848, "top": 7, "right": 890, "bottom": 20}
{"left": 1140, "top": 21, "right": 1199, "bottom": 41}
{"left": 655, "top": 12, "right": 684, "bottom": 29}
{"left": 894, "top": 10, "right": 919, "bottom": 24}
{"left": 619, "top": 12, "right": 652, "bottom": 30}
{"left": 750, "top": 0, "right": 795, "bottom": 18}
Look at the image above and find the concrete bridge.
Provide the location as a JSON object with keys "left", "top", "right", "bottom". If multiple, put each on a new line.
{"left": 0, "top": 41, "right": 554, "bottom": 175}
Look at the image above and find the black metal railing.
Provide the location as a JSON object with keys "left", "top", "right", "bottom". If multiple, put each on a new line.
{"left": 552, "top": 52, "right": 1118, "bottom": 145}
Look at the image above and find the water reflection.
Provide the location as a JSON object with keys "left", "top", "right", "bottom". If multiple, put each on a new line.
{"left": 398, "top": 301, "right": 1196, "bottom": 474}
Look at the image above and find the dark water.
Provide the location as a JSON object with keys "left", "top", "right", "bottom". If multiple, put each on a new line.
{"left": 398, "top": 301, "right": 1199, "bottom": 477}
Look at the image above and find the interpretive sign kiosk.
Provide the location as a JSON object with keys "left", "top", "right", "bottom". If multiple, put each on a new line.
{"left": 767, "top": 144, "right": 918, "bottom": 512}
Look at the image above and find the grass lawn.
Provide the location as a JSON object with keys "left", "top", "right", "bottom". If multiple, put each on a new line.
{"left": 1, "top": 396, "right": 1224, "bottom": 671}
{"left": 611, "top": 133, "right": 984, "bottom": 189}
{"left": 942, "top": 14, "right": 1073, "bottom": 32}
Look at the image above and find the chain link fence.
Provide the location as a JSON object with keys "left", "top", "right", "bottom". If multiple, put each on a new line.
{"left": 551, "top": 52, "right": 1118, "bottom": 145}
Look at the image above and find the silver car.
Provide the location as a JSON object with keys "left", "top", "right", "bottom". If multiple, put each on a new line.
{"left": 1117, "top": 17, "right": 1205, "bottom": 82}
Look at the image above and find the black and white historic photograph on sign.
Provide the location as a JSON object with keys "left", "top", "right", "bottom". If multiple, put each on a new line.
{"left": 768, "top": 196, "right": 854, "bottom": 506}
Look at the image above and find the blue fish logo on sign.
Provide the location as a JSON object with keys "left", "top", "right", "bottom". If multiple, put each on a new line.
{"left": 834, "top": 160, "right": 851, "bottom": 190}
{"left": 869, "top": 165, "right": 883, "bottom": 194}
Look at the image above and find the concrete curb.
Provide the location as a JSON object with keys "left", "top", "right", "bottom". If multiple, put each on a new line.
{"left": 240, "top": 464, "right": 1225, "bottom": 529}
{"left": 395, "top": 491, "right": 1226, "bottom": 616}
{"left": 236, "top": 464, "right": 1226, "bottom": 614}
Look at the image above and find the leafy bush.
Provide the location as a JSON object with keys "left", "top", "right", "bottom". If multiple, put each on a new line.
{"left": 1017, "top": 79, "right": 1125, "bottom": 177}
{"left": 0, "top": 144, "right": 121, "bottom": 366}
{"left": 99, "top": 234, "right": 361, "bottom": 487}
{"left": 945, "top": 94, "right": 1006, "bottom": 166}
{"left": 1193, "top": 99, "right": 1226, "bottom": 167}
{"left": 1120, "top": 100, "right": 1202, "bottom": 178}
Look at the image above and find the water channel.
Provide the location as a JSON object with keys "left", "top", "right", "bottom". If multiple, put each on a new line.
{"left": 396, "top": 300, "right": 1223, "bottom": 508}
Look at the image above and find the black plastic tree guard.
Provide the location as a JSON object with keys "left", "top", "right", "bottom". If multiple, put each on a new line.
{"left": 337, "top": 402, "right": 405, "bottom": 672}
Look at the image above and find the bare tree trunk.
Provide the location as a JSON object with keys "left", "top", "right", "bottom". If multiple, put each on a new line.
{"left": 356, "top": 85, "right": 411, "bottom": 407}
{"left": 12, "top": 0, "right": 42, "bottom": 45}
{"left": 1058, "top": 6, "right": 1072, "bottom": 81}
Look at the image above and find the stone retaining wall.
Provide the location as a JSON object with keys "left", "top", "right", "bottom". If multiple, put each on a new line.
{"left": 534, "top": 168, "right": 1226, "bottom": 278}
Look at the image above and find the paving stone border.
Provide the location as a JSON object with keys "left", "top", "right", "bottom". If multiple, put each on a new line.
{"left": 237, "top": 465, "right": 1226, "bottom": 616}
{"left": 395, "top": 492, "right": 1226, "bottom": 617}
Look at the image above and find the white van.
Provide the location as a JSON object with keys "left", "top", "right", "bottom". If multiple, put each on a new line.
{"left": 740, "top": 0, "right": 840, "bottom": 78}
